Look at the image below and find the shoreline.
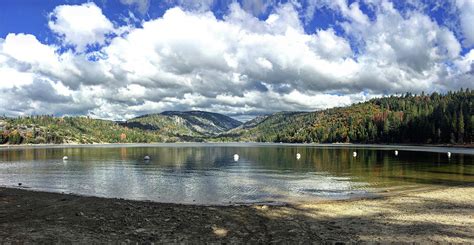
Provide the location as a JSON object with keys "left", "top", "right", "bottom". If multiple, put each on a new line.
{"left": 1, "top": 185, "right": 473, "bottom": 243}
{"left": 1, "top": 142, "right": 473, "bottom": 152}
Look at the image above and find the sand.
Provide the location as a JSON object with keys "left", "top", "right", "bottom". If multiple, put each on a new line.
{"left": 1, "top": 185, "right": 473, "bottom": 243}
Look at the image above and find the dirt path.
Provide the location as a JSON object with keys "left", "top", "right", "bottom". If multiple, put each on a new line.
{"left": 1, "top": 186, "right": 473, "bottom": 243}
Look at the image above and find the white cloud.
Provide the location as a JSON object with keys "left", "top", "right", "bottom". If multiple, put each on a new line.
{"left": 2, "top": 33, "right": 58, "bottom": 66}
{"left": 456, "top": 0, "right": 474, "bottom": 47}
{"left": 310, "top": 28, "right": 352, "bottom": 60}
{"left": 0, "top": 1, "right": 472, "bottom": 120}
{"left": 338, "top": 0, "right": 370, "bottom": 25}
{"left": 0, "top": 67, "right": 34, "bottom": 89}
{"left": 48, "top": 2, "right": 114, "bottom": 52}
{"left": 456, "top": 49, "right": 474, "bottom": 73}
{"left": 256, "top": 57, "right": 273, "bottom": 70}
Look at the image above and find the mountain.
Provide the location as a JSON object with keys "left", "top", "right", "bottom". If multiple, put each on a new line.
{"left": 0, "top": 90, "right": 472, "bottom": 145}
{"left": 224, "top": 89, "right": 473, "bottom": 144}
{"left": 161, "top": 111, "right": 242, "bottom": 134}
{"left": 121, "top": 111, "right": 242, "bottom": 140}
{"left": 0, "top": 110, "right": 242, "bottom": 144}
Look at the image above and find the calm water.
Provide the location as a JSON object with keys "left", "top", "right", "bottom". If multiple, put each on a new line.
{"left": 0, "top": 143, "right": 473, "bottom": 205}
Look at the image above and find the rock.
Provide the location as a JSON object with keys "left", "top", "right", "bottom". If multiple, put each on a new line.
{"left": 212, "top": 225, "right": 229, "bottom": 237}
{"left": 259, "top": 205, "right": 269, "bottom": 210}
{"left": 76, "top": 212, "right": 84, "bottom": 216}
{"left": 135, "top": 228, "right": 146, "bottom": 233}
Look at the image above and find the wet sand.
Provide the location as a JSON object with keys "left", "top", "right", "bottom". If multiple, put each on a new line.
{"left": 1, "top": 185, "right": 473, "bottom": 243}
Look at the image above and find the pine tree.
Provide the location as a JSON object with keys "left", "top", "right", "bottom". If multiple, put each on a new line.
{"left": 458, "top": 109, "right": 464, "bottom": 143}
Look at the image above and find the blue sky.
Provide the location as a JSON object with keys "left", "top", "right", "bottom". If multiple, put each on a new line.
{"left": 0, "top": 0, "right": 470, "bottom": 53}
{"left": 0, "top": 0, "right": 473, "bottom": 120}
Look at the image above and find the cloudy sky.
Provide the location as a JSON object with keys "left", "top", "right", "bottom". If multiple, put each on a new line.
{"left": 0, "top": 0, "right": 473, "bottom": 121}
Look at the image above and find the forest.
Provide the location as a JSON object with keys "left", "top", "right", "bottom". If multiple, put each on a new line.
{"left": 0, "top": 116, "right": 161, "bottom": 144}
{"left": 235, "top": 89, "right": 473, "bottom": 144}
{"left": 0, "top": 89, "right": 472, "bottom": 145}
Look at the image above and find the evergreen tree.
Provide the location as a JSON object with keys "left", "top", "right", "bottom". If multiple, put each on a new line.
{"left": 458, "top": 109, "right": 464, "bottom": 143}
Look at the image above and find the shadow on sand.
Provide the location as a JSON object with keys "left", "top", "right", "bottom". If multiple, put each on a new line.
{"left": 1, "top": 186, "right": 473, "bottom": 243}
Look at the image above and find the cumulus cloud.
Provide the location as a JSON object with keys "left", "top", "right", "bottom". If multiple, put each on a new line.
{"left": 455, "top": 0, "right": 474, "bottom": 47}
{"left": 48, "top": 2, "right": 114, "bottom": 52}
{"left": 0, "top": 1, "right": 472, "bottom": 120}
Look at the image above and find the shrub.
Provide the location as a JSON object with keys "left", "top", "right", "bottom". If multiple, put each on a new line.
{"left": 8, "top": 130, "right": 23, "bottom": 144}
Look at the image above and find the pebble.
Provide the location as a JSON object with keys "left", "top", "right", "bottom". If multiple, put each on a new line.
{"left": 135, "top": 228, "right": 146, "bottom": 233}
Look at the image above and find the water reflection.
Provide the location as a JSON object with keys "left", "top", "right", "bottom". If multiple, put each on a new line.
{"left": 0, "top": 144, "right": 473, "bottom": 205}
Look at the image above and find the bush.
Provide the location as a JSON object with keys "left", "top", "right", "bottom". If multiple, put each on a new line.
{"left": 34, "top": 136, "right": 46, "bottom": 144}
{"left": 0, "top": 131, "right": 6, "bottom": 144}
{"left": 8, "top": 130, "right": 23, "bottom": 144}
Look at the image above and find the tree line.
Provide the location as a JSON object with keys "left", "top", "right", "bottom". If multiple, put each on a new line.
{"left": 251, "top": 89, "right": 473, "bottom": 144}
{"left": 1, "top": 89, "right": 472, "bottom": 145}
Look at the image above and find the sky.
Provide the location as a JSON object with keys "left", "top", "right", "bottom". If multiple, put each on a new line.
{"left": 0, "top": 0, "right": 473, "bottom": 121}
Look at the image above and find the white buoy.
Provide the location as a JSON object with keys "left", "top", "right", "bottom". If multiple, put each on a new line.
{"left": 394, "top": 150, "right": 398, "bottom": 156}
{"left": 144, "top": 156, "right": 151, "bottom": 161}
{"left": 233, "top": 154, "right": 239, "bottom": 162}
{"left": 296, "top": 153, "right": 301, "bottom": 160}
{"left": 353, "top": 152, "right": 357, "bottom": 157}
{"left": 447, "top": 152, "right": 451, "bottom": 158}
{"left": 62, "top": 156, "right": 68, "bottom": 160}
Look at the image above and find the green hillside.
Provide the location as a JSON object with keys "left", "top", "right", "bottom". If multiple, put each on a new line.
{"left": 0, "top": 116, "right": 161, "bottom": 144}
{"left": 226, "top": 89, "right": 473, "bottom": 144}
{"left": 0, "top": 111, "right": 243, "bottom": 144}
{"left": 0, "top": 90, "right": 472, "bottom": 145}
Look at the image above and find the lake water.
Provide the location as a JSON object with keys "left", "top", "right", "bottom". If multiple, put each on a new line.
{"left": 0, "top": 143, "right": 473, "bottom": 205}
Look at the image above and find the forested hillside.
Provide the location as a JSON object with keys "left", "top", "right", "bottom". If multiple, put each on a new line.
{"left": 0, "top": 116, "right": 161, "bottom": 144}
{"left": 229, "top": 89, "right": 473, "bottom": 144}
{"left": 0, "top": 111, "right": 243, "bottom": 144}
{"left": 0, "top": 90, "right": 472, "bottom": 145}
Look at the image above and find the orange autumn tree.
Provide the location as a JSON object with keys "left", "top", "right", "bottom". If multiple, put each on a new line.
{"left": 120, "top": 133, "right": 127, "bottom": 142}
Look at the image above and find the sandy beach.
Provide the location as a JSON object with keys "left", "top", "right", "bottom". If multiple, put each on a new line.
{"left": 1, "top": 185, "right": 473, "bottom": 243}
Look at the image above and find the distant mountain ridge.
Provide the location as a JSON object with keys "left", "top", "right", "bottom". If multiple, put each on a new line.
{"left": 0, "top": 89, "right": 472, "bottom": 145}
{"left": 121, "top": 110, "right": 242, "bottom": 138}
{"left": 161, "top": 111, "right": 242, "bottom": 132}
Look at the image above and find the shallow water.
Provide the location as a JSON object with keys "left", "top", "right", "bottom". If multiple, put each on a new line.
{"left": 0, "top": 143, "right": 473, "bottom": 205}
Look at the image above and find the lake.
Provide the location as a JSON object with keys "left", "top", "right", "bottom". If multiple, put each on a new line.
{"left": 0, "top": 143, "right": 473, "bottom": 205}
